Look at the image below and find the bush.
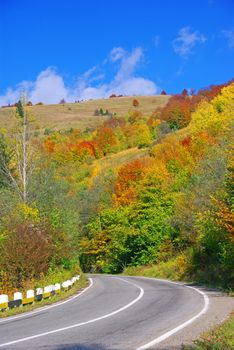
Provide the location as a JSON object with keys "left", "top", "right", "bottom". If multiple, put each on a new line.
{"left": 0, "top": 222, "right": 54, "bottom": 289}
{"left": 132, "top": 99, "right": 139, "bottom": 107}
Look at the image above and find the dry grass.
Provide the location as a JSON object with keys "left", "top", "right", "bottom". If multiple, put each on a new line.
{"left": 0, "top": 95, "right": 170, "bottom": 132}
{"left": 94, "top": 147, "right": 148, "bottom": 172}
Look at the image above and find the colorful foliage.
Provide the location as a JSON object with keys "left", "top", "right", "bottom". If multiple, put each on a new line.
{"left": 113, "top": 159, "right": 148, "bottom": 206}
{"left": 95, "top": 126, "right": 119, "bottom": 155}
{"left": 79, "top": 81, "right": 234, "bottom": 285}
{"left": 1, "top": 79, "right": 233, "bottom": 290}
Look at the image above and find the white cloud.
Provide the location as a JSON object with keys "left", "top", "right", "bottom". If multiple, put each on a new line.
{"left": 114, "top": 47, "right": 143, "bottom": 83}
{"left": 76, "top": 47, "right": 157, "bottom": 99}
{"left": 0, "top": 47, "right": 159, "bottom": 106}
{"left": 109, "top": 47, "right": 126, "bottom": 62}
{"left": 82, "top": 66, "right": 97, "bottom": 79}
{"left": 110, "top": 77, "right": 156, "bottom": 96}
{"left": 173, "top": 27, "right": 207, "bottom": 58}
{"left": 0, "top": 88, "right": 20, "bottom": 106}
{"left": 222, "top": 29, "right": 234, "bottom": 49}
{"left": 30, "top": 68, "right": 68, "bottom": 104}
{"left": 0, "top": 68, "right": 68, "bottom": 106}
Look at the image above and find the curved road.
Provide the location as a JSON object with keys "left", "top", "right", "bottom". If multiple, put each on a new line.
{"left": 0, "top": 275, "right": 212, "bottom": 349}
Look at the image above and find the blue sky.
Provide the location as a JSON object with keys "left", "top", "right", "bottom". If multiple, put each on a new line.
{"left": 0, "top": 0, "right": 233, "bottom": 104}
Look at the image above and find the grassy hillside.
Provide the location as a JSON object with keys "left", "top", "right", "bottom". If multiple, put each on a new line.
{"left": 0, "top": 95, "right": 170, "bottom": 132}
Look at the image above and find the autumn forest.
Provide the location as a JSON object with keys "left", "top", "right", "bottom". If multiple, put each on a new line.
{"left": 0, "top": 80, "right": 233, "bottom": 297}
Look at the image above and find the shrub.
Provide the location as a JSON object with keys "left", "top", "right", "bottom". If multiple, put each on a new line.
{"left": 132, "top": 99, "right": 139, "bottom": 107}
{"left": 0, "top": 222, "right": 54, "bottom": 289}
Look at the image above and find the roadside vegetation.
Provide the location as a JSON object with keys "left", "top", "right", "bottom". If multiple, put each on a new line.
{"left": 183, "top": 313, "right": 234, "bottom": 350}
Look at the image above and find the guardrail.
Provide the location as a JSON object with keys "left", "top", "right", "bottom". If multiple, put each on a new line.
{"left": 0, "top": 275, "right": 80, "bottom": 311}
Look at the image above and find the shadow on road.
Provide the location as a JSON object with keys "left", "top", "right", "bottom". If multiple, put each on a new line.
{"left": 51, "top": 344, "right": 108, "bottom": 350}
{"left": 50, "top": 343, "right": 189, "bottom": 350}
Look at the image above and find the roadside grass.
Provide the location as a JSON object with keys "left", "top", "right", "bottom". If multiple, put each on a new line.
{"left": 183, "top": 313, "right": 234, "bottom": 350}
{"left": 123, "top": 254, "right": 189, "bottom": 281}
{"left": 123, "top": 253, "right": 233, "bottom": 293}
{"left": 0, "top": 273, "right": 88, "bottom": 318}
{"left": 0, "top": 95, "right": 170, "bottom": 132}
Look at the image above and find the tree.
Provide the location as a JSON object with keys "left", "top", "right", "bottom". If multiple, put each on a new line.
{"left": 161, "top": 90, "right": 167, "bottom": 95}
{"left": 132, "top": 99, "right": 139, "bottom": 107}
{"left": 16, "top": 99, "right": 24, "bottom": 117}
{"left": 0, "top": 221, "right": 54, "bottom": 288}
{"left": 157, "top": 94, "right": 195, "bottom": 129}
{"left": 0, "top": 131, "right": 11, "bottom": 189}
{"left": 0, "top": 97, "right": 37, "bottom": 203}
{"left": 95, "top": 127, "right": 119, "bottom": 155}
{"left": 182, "top": 89, "right": 188, "bottom": 97}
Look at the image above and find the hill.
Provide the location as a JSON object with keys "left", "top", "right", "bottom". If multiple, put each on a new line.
{"left": 0, "top": 95, "right": 170, "bottom": 132}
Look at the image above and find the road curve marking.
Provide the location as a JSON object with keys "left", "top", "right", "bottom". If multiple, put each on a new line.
{"left": 0, "top": 277, "right": 144, "bottom": 348}
{"left": 135, "top": 278, "right": 209, "bottom": 350}
{"left": 0, "top": 278, "right": 94, "bottom": 324}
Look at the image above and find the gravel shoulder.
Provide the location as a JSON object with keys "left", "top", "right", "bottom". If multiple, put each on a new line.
{"left": 143, "top": 282, "right": 234, "bottom": 350}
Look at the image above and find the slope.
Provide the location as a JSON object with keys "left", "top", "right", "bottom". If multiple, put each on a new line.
{"left": 0, "top": 95, "right": 170, "bottom": 132}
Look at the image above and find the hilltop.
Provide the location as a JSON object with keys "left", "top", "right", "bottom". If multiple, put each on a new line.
{"left": 0, "top": 95, "right": 170, "bottom": 132}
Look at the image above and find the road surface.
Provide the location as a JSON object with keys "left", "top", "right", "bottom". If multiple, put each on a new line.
{"left": 0, "top": 275, "right": 233, "bottom": 350}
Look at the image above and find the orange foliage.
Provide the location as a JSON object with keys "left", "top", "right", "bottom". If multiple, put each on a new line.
{"left": 95, "top": 127, "right": 118, "bottom": 155}
{"left": 158, "top": 94, "right": 196, "bottom": 129}
{"left": 147, "top": 116, "right": 161, "bottom": 129}
{"left": 70, "top": 140, "right": 98, "bottom": 158}
{"left": 43, "top": 129, "right": 100, "bottom": 162}
{"left": 181, "top": 135, "right": 192, "bottom": 148}
{"left": 44, "top": 138, "right": 56, "bottom": 153}
{"left": 153, "top": 80, "right": 234, "bottom": 130}
{"left": 197, "top": 79, "right": 233, "bottom": 100}
{"left": 151, "top": 135, "right": 193, "bottom": 168}
{"left": 113, "top": 159, "right": 148, "bottom": 206}
{"left": 132, "top": 99, "right": 139, "bottom": 107}
{"left": 216, "top": 201, "right": 234, "bottom": 242}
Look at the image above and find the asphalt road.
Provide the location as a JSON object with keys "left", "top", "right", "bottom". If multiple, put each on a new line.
{"left": 0, "top": 275, "right": 214, "bottom": 350}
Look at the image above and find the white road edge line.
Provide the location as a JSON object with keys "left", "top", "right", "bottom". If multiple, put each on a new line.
{"left": 135, "top": 278, "right": 209, "bottom": 350}
{"left": 0, "top": 278, "right": 94, "bottom": 324}
{"left": 0, "top": 277, "right": 144, "bottom": 348}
